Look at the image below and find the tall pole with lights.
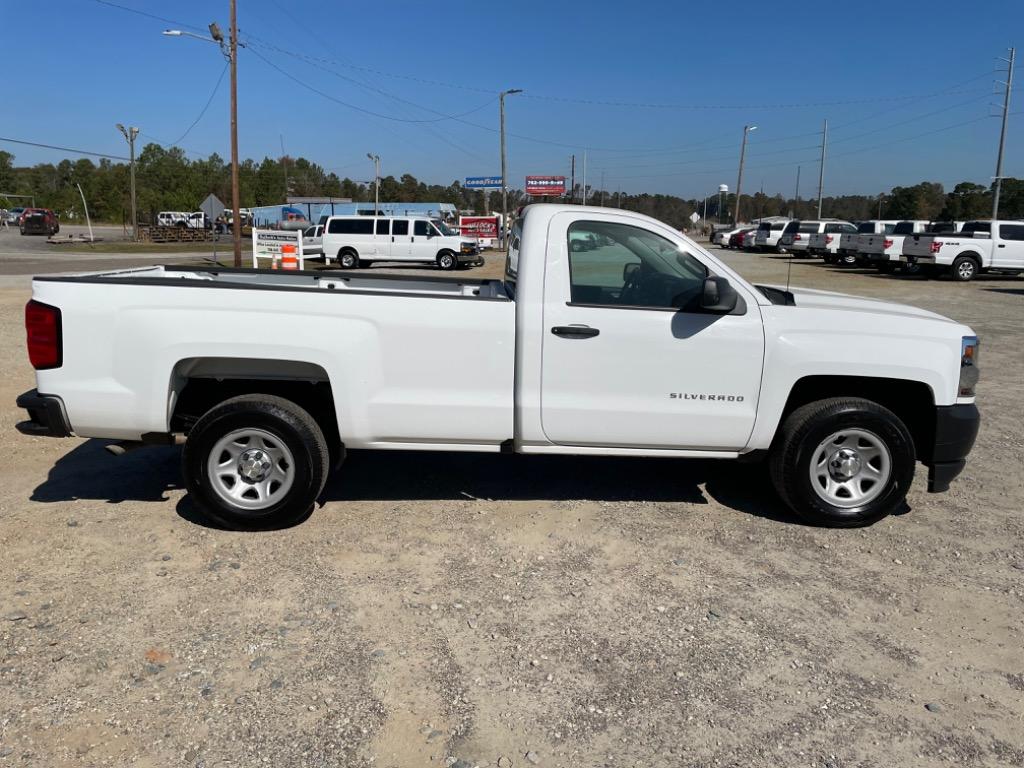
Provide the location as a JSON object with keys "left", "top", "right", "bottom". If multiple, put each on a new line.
{"left": 162, "top": 2, "right": 242, "bottom": 266}
{"left": 499, "top": 88, "right": 522, "bottom": 248}
{"left": 367, "top": 153, "right": 380, "bottom": 212}
{"left": 733, "top": 124, "right": 756, "bottom": 225}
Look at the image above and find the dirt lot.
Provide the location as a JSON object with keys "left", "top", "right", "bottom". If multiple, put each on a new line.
{"left": 1, "top": 246, "right": 1022, "bottom": 767}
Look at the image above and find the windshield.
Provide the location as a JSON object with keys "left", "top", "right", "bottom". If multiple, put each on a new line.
{"left": 432, "top": 219, "right": 459, "bottom": 236}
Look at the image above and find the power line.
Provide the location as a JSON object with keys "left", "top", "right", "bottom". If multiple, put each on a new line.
{"left": 85, "top": 0, "right": 206, "bottom": 33}
{"left": 0, "top": 136, "right": 128, "bottom": 161}
{"left": 169, "top": 62, "right": 229, "bottom": 146}
{"left": 246, "top": 46, "right": 495, "bottom": 124}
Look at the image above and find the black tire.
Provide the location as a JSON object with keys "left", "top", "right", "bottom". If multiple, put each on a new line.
{"left": 900, "top": 261, "right": 922, "bottom": 276}
{"left": 182, "top": 394, "right": 329, "bottom": 530}
{"left": 769, "top": 397, "right": 915, "bottom": 528}
{"left": 877, "top": 262, "right": 897, "bottom": 274}
{"left": 839, "top": 252, "right": 858, "bottom": 266}
{"left": 358, "top": 259, "right": 373, "bottom": 268}
{"left": 950, "top": 254, "right": 978, "bottom": 282}
{"left": 338, "top": 248, "right": 358, "bottom": 269}
{"left": 436, "top": 250, "right": 457, "bottom": 270}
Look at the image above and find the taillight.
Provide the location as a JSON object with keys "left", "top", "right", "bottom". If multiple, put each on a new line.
{"left": 825, "top": 235, "right": 833, "bottom": 244}
{"left": 794, "top": 234, "right": 802, "bottom": 241}
{"left": 883, "top": 238, "right": 893, "bottom": 250}
{"left": 25, "top": 300, "right": 62, "bottom": 370}
{"left": 931, "top": 240, "right": 942, "bottom": 253}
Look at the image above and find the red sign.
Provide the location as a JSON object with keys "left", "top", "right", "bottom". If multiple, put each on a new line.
{"left": 459, "top": 215, "right": 499, "bottom": 239}
{"left": 525, "top": 175, "right": 566, "bottom": 196}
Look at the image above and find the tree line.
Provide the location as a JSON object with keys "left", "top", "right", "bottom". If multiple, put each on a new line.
{"left": 1, "top": 145, "right": 1021, "bottom": 228}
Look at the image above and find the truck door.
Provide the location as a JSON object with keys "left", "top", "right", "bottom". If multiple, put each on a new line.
{"left": 540, "top": 212, "right": 765, "bottom": 451}
{"left": 994, "top": 223, "right": 1024, "bottom": 269}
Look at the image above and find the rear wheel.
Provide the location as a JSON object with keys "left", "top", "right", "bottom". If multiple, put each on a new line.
{"left": 839, "top": 252, "right": 858, "bottom": 266}
{"left": 951, "top": 255, "right": 978, "bottom": 282}
{"left": 182, "top": 395, "right": 329, "bottom": 530}
{"left": 769, "top": 397, "right": 915, "bottom": 527}
{"left": 338, "top": 248, "right": 358, "bottom": 269}
{"left": 436, "top": 250, "right": 457, "bottom": 270}
{"left": 877, "top": 262, "right": 897, "bottom": 274}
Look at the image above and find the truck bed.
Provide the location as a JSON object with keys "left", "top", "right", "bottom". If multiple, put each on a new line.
{"left": 37, "top": 264, "right": 512, "bottom": 301}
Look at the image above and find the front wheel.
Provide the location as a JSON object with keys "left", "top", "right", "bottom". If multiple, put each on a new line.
{"left": 769, "top": 398, "right": 915, "bottom": 527}
{"left": 436, "top": 250, "right": 457, "bottom": 270}
{"left": 182, "top": 395, "right": 329, "bottom": 530}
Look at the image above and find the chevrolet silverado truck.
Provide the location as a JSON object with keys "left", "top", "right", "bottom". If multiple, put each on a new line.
{"left": 901, "top": 220, "right": 1024, "bottom": 281}
{"left": 16, "top": 204, "right": 980, "bottom": 530}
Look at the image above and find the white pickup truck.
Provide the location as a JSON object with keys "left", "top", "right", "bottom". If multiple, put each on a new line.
{"left": 17, "top": 204, "right": 980, "bottom": 531}
{"left": 901, "top": 220, "right": 1024, "bottom": 281}
{"left": 860, "top": 220, "right": 930, "bottom": 272}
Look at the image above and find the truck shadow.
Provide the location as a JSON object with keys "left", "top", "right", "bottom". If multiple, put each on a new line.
{"left": 29, "top": 439, "right": 800, "bottom": 528}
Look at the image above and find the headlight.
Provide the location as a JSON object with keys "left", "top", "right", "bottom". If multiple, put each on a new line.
{"left": 959, "top": 335, "right": 979, "bottom": 397}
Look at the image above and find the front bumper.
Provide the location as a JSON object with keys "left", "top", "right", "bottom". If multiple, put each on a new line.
{"left": 925, "top": 403, "right": 980, "bottom": 492}
{"left": 15, "top": 389, "right": 73, "bottom": 438}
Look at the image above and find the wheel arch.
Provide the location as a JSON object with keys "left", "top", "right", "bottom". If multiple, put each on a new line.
{"left": 778, "top": 375, "right": 935, "bottom": 460}
{"left": 167, "top": 357, "right": 341, "bottom": 455}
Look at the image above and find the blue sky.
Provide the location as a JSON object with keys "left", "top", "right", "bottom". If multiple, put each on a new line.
{"left": 3, "top": 0, "right": 1022, "bottom": 198}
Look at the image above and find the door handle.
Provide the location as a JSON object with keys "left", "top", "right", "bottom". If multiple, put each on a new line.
{"left": 551, "top": 325, "right": 600, "bottom": 338}
{"left": 998, "top": 243, "right": 1005, "bottom": 248}
{"left": 392, "top": 236, "right": 395, "bottom": 242}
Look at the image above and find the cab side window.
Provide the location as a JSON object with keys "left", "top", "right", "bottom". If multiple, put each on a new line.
{"left": 414, "top": 220, "right": 430, "bottom": 237}
{"left": 376, "top": 219, "right": 390, "bottom": 235}
{"left": 567, "top": 221, "right": 707, "bottom": 311}
{"left": 392, "top": 220, "right": 409, "bottom": 236}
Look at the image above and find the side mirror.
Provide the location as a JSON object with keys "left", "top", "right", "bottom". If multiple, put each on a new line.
{"left": 700, "top": 276, "right": 739, "bottom": 313}
{"left": 622, "top": 262, "right": 640, "bottom": 282}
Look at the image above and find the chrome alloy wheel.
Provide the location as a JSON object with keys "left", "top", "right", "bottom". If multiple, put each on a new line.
{"left": 207, "top": 428, "right": 295, "bottom": 511}
{"left": 809, "top": 428, "right": 891, "bottom": 508}
{"left": 957, "top": 260, "right": 975, "bottom": 280}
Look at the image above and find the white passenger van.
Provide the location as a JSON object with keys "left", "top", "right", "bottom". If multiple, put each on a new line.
{"left": 321, "top": 215, "right": 482, "bottom": 270}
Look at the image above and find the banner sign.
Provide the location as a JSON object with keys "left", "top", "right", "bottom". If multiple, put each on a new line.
{"left": 459, "top": 215, "right": 500, "bottom": 242}
{"left": 251, "top": 228, "right": 304, "bottom": 270}
{"left": 465, "top": 176, "right": 503, "bottom": 189}
{"left": 525, "top": 175, "right": 566, "bottom": 196}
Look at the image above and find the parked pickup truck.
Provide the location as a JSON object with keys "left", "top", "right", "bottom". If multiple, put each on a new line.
{"left": 901, "top": 220, "right": 1024, "bottom": 281}
{"left": 859, "top": 220, "right": 930, "bottom": 272}
{"left": 16, "top": 204, "right": 981, "bottom": 530}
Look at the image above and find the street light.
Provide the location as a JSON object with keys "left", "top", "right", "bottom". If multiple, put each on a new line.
{"left": 366, "top": 153, "right": 381, "bottom": 213}
{"left": 499, "top": 88, "right": 523, "bottom": 248}
{"left": 733, "top": 125, "right": 757, "bottom": 225}
{"left": 162, "top": 2, "right": 241, "bottom": 267}
{"left": 116, "top": 123, "right": 139, "bottom": 241}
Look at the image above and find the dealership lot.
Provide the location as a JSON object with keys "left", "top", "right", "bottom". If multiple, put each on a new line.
{"left": 1, "top": 248, "right": 1022, "bottom": 766}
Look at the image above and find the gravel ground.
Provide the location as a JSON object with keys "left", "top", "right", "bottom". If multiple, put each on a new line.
{"left": 1, "top": 246, "right": 1022, "bottom": 767}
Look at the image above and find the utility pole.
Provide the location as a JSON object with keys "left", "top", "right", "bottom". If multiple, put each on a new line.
{"left": 734, "top": 124, "right": 757, "bottom": 224}
{"left": 582, "top": 151, "right": 587, "bottom": 206}
{"left": 816, "top": 119, "right": 827, "bottom": 219}
{"left": 993, "top": 47, "right": 1015, "bottom": 220}
{"left": 280, "top": 134, "right": 289, "bottom": 201}
{"left": 877, "top": 193, "right": 884, "bottom": 219}
{"left": 367, "top": 153, "right": 380, "bottom": 212}
{"left": 570, "top": 154, "right": 575, "bottom": 203}
{"left": 162, "top": 7, "right": 240, "bottom": 264}
{"left": 793, "top": 165, "right": 801, "bottom": 218}
{"left": 116, "top": 124, "right": 138, "bottom": 241}
{"left": 600, "top": 170, "right": 605, "bottom": 206}
{"left": 227, "top": 2, "right": 241, "bottom": 266}
{"left": 499, "top": 88, "right": 522, "bottom": 248}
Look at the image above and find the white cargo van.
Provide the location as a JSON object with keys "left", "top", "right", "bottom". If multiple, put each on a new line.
{"left": 322, "top": 215, "right": 482, "bottom": 270}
